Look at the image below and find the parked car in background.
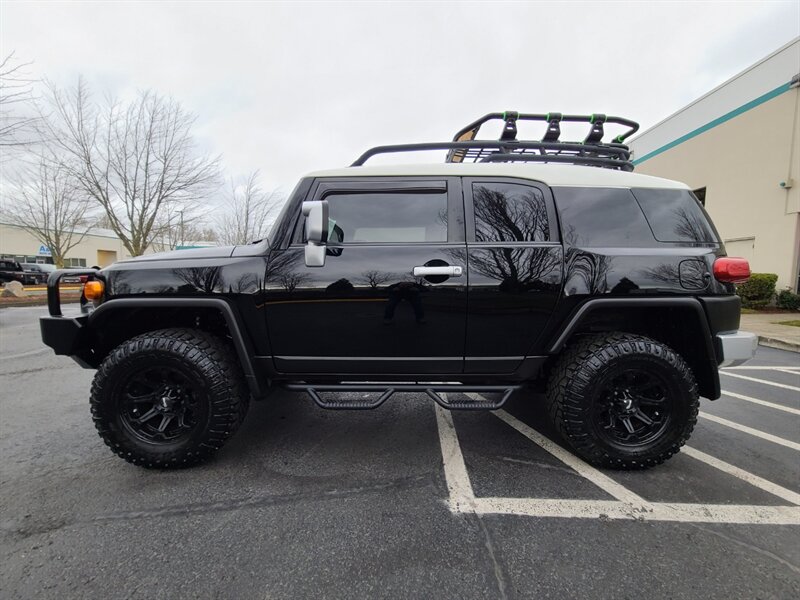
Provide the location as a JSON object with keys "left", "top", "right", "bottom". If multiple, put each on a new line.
{"left": 20, "top": 263, "right": 57, "bottom": 285}
{"left": 62, "top": 272, "right": 90, "bottom": 285}
{"left": 0, "top": 260, "right": 25, "bottom": 285}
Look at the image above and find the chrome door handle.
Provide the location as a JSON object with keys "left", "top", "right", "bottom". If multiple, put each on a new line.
{"left": 413, "top": 265, "right": 463, "bottom": 277}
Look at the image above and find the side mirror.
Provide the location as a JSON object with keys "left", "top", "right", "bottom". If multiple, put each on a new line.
{"left": 302, "top": 200, "right": 329, "bottom": 267}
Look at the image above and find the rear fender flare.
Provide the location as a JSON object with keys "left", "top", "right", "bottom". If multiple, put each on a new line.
{"left": 546, "top": 297, "right": 720, "bottom": 399}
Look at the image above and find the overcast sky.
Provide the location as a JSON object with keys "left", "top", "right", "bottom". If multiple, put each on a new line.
{"left": 2, "top": 0, "right": 799, "bottom": 194}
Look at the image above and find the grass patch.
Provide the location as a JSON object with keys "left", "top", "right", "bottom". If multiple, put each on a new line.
{"left": 740, "top": 308, "right": 757, "bottom": 314}
{"left": 774, "top": 320, "right": 800, "bottom": 327}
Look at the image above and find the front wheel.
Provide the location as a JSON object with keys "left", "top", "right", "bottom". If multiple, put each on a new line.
{"left": 546, "top": 333, "right": 699, "bottom": 470}
{"left": 90, "top": 328, "right": 249, "bottom": 468}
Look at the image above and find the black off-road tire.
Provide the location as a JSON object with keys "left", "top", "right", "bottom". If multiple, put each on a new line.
{"left": 90, "top": 328, "right": 249, "bottom": 469}
{"left": 546, "top": 332, "right": 699, "bottom": 470}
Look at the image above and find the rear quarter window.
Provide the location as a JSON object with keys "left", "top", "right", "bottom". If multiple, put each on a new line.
{"left": 553, "top": 187, "right": 655, "bottom": 247}
{"left": 631, "top": 188, "right": 718, "bottom": 243}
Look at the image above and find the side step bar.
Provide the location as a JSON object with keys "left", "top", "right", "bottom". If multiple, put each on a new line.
{"left": 284, "top": 383, "right": 521, "bottom": 410}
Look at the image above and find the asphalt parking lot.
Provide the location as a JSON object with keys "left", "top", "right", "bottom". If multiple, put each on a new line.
{"left": 1, "top": 305, "right": 798, "bottom": 599}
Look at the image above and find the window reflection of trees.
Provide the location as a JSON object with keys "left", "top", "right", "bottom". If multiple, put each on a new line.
{"left": 473, "top": 185, "right": 549, "bottom": 243}
{"left": 448, "top": 186, "right": 561, "bottom": 293}
{"left": 671, "top": 206, "right": 711, "bottom": 243}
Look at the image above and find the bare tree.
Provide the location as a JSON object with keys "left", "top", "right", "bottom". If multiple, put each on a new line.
{"left": 41, "top": 78, "right": 220, "bottom": 256}
{"left": 359, "top": 270, "right": 393, "bottom": 289}
{"left": 1, "top": 157, "right": 93, "bottom": 267}
{"left": 0, "top": 52, "right": 38, "bottom": 151}
{"left": 216, "top": 170, "right": 281, "bottom": 246}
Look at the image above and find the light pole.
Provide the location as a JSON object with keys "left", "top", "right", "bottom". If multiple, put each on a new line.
{"left": 178, "top": 209, "right": 185, "bottom": 249}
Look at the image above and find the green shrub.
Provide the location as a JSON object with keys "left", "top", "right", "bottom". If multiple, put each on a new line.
{"left": 777, "top": 288, "right": 800, "bottom": 311}
{"left": 736, "top": 273, "right": 778, "bottom": 309}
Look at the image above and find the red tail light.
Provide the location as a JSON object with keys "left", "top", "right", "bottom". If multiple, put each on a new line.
{"left": 713, "top": 257, "right": 750, "bottom": 283}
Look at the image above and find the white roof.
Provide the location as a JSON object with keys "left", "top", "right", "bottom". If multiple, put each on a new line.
{"left": 305, "top": 163, "right": 688, "bottom": 189}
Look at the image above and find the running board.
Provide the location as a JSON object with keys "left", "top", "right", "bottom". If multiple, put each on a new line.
{"left": 283, "top": 383, "right": 521, "bottom": 410}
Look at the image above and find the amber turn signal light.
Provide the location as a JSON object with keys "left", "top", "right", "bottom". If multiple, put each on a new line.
{"left": 83, "top": 280, "right": 104, "bottom": 300}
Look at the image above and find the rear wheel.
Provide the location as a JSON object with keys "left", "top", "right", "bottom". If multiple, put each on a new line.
{"left": 546, "top": 333, "right": 698, "bottom": 469}
{"left": 91, "top": 328, "right": 249, "bottom": 468}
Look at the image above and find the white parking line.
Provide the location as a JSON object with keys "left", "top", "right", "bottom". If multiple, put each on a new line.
{"left": 720, "top": 371, "right": 800, "bottom": 392}
{"left": 469, "top": 497, "right": 800, "bottom": 524}
{"left": 682, "top": 446, "right": 800, "bottom": 505}
{"left": 435, "top": 402, "right": 800, "bottom": 524}
{"left": 722, "top": 366, "right": 800, "bottom": 371}
{"left": 776, "top": 368, "right": 800, "bottom": 376}
{"left": 721, "top": 390, "right": 800, "bottom": 415}
{"left": 491, "top": 407, "right": 645, "bottom": 504}
{"left": 434, "top": 398, "right": 475, "bottom": 510}
{"left": 698, "top": 412, "right": 800, "bottom": 451}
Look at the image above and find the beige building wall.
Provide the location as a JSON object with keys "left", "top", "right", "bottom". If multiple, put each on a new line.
{"left": 0, "top": 223, "right": 133, "bottom": 267}
{"left": 633, "top": 87, "right": 800, "bottom": 292}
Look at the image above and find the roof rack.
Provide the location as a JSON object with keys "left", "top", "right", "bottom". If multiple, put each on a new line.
{"left": 351, "top": 111, "right": 640, "bottom": 171}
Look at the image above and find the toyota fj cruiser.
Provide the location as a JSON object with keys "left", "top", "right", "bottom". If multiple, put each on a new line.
{"left": 40, "top": 111, "right": 757, "bottom": 470}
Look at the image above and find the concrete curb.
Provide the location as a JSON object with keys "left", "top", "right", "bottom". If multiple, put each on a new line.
{"left": 758, "top": 336, "right": 800, "bottom": 354}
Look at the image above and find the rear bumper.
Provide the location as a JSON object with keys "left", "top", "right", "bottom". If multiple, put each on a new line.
{"left": 716, "top": 331, "right": 758, "bottom": 367}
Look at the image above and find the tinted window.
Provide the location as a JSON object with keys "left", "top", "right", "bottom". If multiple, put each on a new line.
{"left": 554, "top": 187, "right": 654, "bottom": 247}
{"left": 472, "top": 182, "right": 549, "bottom": 242}
{"left": 632, "top": 188, "right": 717, "bottom": 243}
{"left": 324, "top": 191, "right": 447, "bottom": 243}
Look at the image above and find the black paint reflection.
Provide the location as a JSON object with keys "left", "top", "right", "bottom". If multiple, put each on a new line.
{"left": 263, "top": 246, "right": 467, "bottom": 373}
{"left": 384, "top": 281, "right": 426, "bottom": 324}
{"left": 175, "top": 266, "right": 222, "bottom": 294}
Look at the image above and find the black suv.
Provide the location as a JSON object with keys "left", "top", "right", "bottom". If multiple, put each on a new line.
{"left": 40, "top": 111, "right": 757, "bottom": 470}
{"left": 21, "top": 263, "right": 56, "bottom": 285}
{"left": 0, "top": 259, "right": 25, "bottom": 285}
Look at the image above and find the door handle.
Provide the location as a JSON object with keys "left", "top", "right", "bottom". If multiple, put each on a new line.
{"left": 413, "top": 265, "right": 463, "bottom": 277}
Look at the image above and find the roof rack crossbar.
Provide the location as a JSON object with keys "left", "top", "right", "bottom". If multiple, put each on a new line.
{"left": 479, "top": 153, "right": 634, "bottom": 171}
{"left": 351, "top": 140, "right": 632, "bottom": 169}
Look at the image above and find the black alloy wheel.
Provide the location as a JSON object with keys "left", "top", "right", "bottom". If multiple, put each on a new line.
{"left": 91, "top": 328, "right": 249, "bottom": 468}
{"left": 592, "top": 367, "right": 673, "bottom": 449}
{"left": 118, "top": 365, "right": 206, "bottom": 444}
{"left": 546, "top": 332, "right": 698, "bottom": 469}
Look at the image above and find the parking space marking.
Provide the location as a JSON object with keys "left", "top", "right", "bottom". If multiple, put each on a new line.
{"left": 699, "top": 412, "right": 800, "bottom": 451}
{"left": 723, "top": 366, "right": 800, "bottom": 371}
{"left": 721, "top": 390, "right": 800, "bottom": 415}
{"left": 436, "top": 402, "right": 800, "bottom": 524}
{"left": 682, "top": 446, "right": 800, "bottom": 505}
{"left": 468, "top": 497, "right": 800, "bottom": 524}
{"left": 489, "top": 406, "right": 645, "bottom": 504}
{"left": 435, "top": 398, "right": 475, "bottom": 510}
{"left": 720, "top": 371, "right": 800, "bottom": 392}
